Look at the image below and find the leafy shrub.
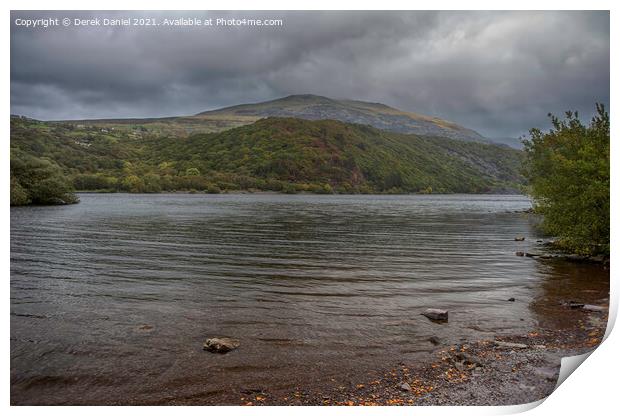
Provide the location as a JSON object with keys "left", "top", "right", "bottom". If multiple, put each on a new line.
{"left": 523, "top": 104, "right": 609, "bottom": 255}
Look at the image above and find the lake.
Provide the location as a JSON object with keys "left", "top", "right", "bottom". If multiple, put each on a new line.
{"left": 10, "top": 193, "right": 608, "bottom": 404}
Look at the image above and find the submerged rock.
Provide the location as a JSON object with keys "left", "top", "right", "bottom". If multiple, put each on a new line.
{"left": 514, "top": 237, "right": 525, "bottom": 241}
{"left": 507, "top": 298, "right": 516, "bottom": 302}
{"left": 564, "top": 254, "right": 589, "bottom": 262}
{"left": 422, "top": 308, "right": 449, "bottom": 322}
{"left": 516, "top": 251, "right": 524, "bottom": 257}
{"left": 137, "top": 324, "right": 154, "bottom": 332}
{"left": 428, "top": 336, "right": 441, "bottom": 345}
{"left": 203, "top": 337, "right": 240, "bottom": 353}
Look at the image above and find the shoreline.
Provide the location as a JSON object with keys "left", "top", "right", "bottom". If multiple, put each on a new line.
{"left": 219, "top": 277, "right": 609, "bottom": 406}
{"left": 163, "top": 254, "right": 610, "bottom": 407}
{"left": 140, "top": 255, "right": 608, "bottom": 407}
{"left": 73, "top": 190, "right": 527, "bottom": 196}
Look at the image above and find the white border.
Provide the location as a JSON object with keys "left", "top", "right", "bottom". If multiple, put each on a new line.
{"left": 3, "top": 2, "right": 617, "bottom": 415}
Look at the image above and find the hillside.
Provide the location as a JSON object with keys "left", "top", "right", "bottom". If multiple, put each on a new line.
{"left": 196, "top": 94, "right": 486, "bottom": 142}
{"left": 11, "top": 116, "right": 524, "bottom": 198}
{"left": 59, "top": 95, "right": 487, "bottom": 143}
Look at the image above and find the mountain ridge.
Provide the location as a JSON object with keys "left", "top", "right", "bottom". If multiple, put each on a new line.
{"left": 43, "top": 94, "right": 488, "bottom": 143}
{"left": 195, "top": 94, "right": 487, "bottom": 142}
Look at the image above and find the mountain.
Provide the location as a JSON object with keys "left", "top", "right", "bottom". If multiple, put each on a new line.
{"left": 195, "top": 94, "right": 487, "bottom": 142}
{"left": 11, "top": 116, "right": 524, "bottom": 196}
{"left": 488, "top": 137, "right": 525, "bottom": 149}
{"left": 65, "top": 94, "right": 487, "bottom": 143}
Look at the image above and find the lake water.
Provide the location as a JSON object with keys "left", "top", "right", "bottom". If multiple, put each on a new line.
{"left": 10, "top": 193, "right": 608, "bottom": 404}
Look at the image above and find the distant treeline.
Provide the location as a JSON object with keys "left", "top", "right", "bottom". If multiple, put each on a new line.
{"left": 10, "top": 116, "right": 525, "bottom": 205}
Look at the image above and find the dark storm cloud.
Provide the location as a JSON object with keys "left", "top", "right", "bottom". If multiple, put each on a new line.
{"left": 10, "top": 10, "right": 609, "bottom": 137}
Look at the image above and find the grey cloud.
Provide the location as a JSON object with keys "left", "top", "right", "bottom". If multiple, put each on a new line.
{"left": 10, "top": 10, "right": 609, "bottom": 137}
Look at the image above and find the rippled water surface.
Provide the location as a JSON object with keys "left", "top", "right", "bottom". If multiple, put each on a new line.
{"left": 10, "top": 193, "right": 606, "bottom": 404}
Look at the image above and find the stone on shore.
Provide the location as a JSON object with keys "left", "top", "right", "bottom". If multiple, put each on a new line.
{"left": 455, "top": 352, "right": 482, "bottom": 367}
{"left": 399, "top": 382, "right": 412, "bottom": 392}
{"left": 494, "top": 341, "right": 527, "bottom": 349}
{"left": 583, "top": 304, "right": 606, "bottom": 312}
{"left": 203, "top": 337, "right": 240, "bottom": 353}
{"left": 422, "top": 308, "right": 449, "bottom": 322}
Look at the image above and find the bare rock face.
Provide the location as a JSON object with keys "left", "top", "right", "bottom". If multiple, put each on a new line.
{"left": 422, "top": 308, "right": 449, "bottom": 322}
{"left": 203, "top": 337, "right": 240, "bottom": 354}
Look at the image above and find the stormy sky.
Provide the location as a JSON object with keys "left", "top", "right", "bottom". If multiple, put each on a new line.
{"left": 11, "top": 10, "right": 609, "bottom": 138}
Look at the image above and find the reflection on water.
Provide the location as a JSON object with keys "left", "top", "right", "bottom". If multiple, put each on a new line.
{"left": 10, "top": 193, "right": 606, "bottom": 404}
{"left": 529, "top": 260, "right": 609, "bottom": 330}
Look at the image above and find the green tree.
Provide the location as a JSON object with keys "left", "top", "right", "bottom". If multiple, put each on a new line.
{"left": 10, "top": 151, "right": 78, "bottom": 205}
{"left": 10, "top": 176, "right": 30, "bottom": 205}
{"left": 186, "top": 167, "right": 200, "bottom": 176}
{"left": 523, "top": 104, "right": 609, "bottom": 255}
{"left": 121, "top": 175, "right": 145, "bottom": 193}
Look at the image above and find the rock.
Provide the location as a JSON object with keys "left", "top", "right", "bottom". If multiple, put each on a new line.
{"left": 137, "top": 324, "right": 154, "bottom": 331}
{"left": 565, "top": 254, "right": 588, "bottom": 262}
{"left": 525, "top": 252, "right": 539, "bottom": 258}
{"left": 494, "top": 341, "right": 527, "bottom": 349}
{"left": 515, "top": 251, "right": 524, "bottom": 257}
{"left": 507, "top": 297, "right": 516, "bottom": 302}
{"left": 241, "top": 387, "right": 265, "bottom": 395}
{"left": 514, "top": 236, "right": 525, "bottom": 241}
{"left": 203, "top": 337, "right": 240, "bottom": 353}
{"left": 568, "top": 301, "right": 585, "bottom": 309}
{"left": 583, "top": 304, "right": 606, "bottom": 312}
{"left": 48, "top": 197, "right": 69, "bottom": 205}
{"left": 422, "top": 308, "right": 448, "bottom": 322}
{"left": 534, "top": 367, "right": 558, "bottom": 382}
{"left": 455, "top": 352, "right": 482, "bottom": 367}
{"left": 428, "top": 336, "right": 441, "bottom": 345}
{"left": 399, "top": 382, "right": 412, "bottom": 392}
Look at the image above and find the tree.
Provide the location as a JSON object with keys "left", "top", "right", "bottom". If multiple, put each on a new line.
{"left": 523, "top": 104, "right": 609, "bottom": 255}
{"left": 186, "top": 167, "right": 200, "bottom": 176}
{"left": 10, "top": 151, "right": 79, "bottom": 205}
{"left": 121, "top": 175, "right": 145, "bottom": 193}
{"left": 10, "top": 176, "right": 30, "bottom": 205}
